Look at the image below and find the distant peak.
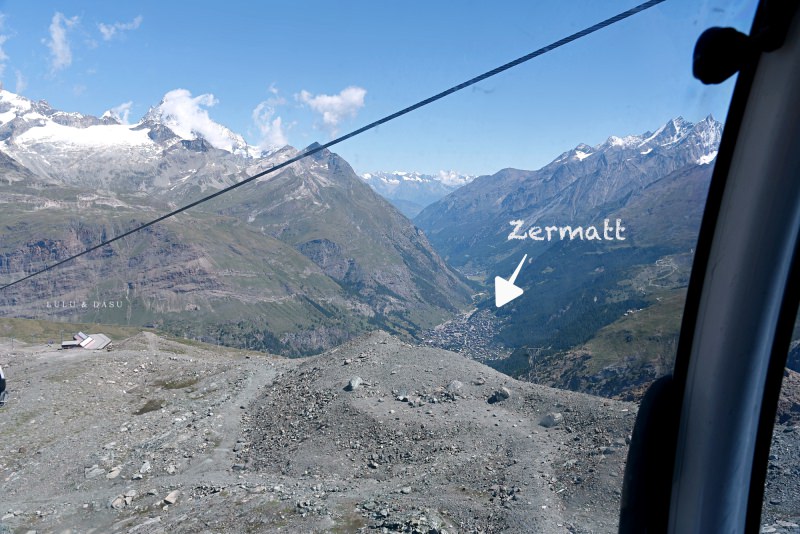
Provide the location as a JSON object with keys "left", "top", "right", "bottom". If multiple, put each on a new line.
{"left": 142, "top": 89, "right": 253, "bottom": 155}
{"left": 542, "top": 115, "right": 724, "bottom": 169}
{"left": 302, "top": 141, "right": 332, "bottom": 162}
{"left": 99, "top": 110, "right": 122, "bottom": 125}
{"left": 699, "top": 113, "right": 719, "bottom": 125}
{"left": 141, "top": 104, "right": 162, "bottom": 123}
{"left": 305, "top": 141, "right": 323, "bottom": 151}
{"left": 667, "top": 116, "right": 689, "bottom": 129}
{"left": 361, "top": 170, "right": 475, "bottom": 188}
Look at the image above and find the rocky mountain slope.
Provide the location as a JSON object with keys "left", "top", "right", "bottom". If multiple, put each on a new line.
{"left": 1, "top": 329, "right": 797, "bottom": 533}
{"left": 361, "top": 171, "right": 475, "bottom": 218}
{"left": 416, "top": 116, "right": 719, "bottom": 272}
{"left": 0, "top": 329, "right": 637, "bottom": 533}
{"left": 0, "top": 89, "right": 261, "bottom": 193}
{"left": 0, "top": 90, "right": 471, "bottom": 354}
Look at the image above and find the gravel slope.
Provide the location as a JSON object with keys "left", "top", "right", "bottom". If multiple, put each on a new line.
{"left": 0, "top": 331, "right": 797, "bottom": 533}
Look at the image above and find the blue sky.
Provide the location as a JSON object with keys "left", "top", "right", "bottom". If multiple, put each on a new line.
{"left": 0, "top": 0, "right": 757, "bottom": 176}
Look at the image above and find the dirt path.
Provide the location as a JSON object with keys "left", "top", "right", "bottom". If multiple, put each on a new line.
{"left": 183, "top": 359, "right": 279, "bottom": 478}
{"left": 0, "top": 334, "right": 292, "bottom": 533}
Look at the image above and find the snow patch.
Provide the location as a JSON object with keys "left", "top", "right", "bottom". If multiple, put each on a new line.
{"left": 697, "top": 150, "right": 718, "bottom": 165}
{"left": 638, "top": 124, "right": 666, "bottom": 147}
{"left": 0, "top": 89, "right": 32, "bottom": 112}
{"left": 16, "top": 121, "right": 155, "bottom": 147}
{"left": 607, "top": 135, "right": 639, "bottom": 148}
{"left": 23, "top": 112, "right": 47, "bottom": 121}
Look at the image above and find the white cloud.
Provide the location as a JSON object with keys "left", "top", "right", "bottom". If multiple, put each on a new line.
{"left": 47, "top": 12, "right": 79, "bottom": 72}
{"left": 105, "top": 101, "right": 133, "bottom": 124}
{"left": 156, "top": 88, "right": 242, "bottom": 152}
{"left": 98, "top": 15, "right": 143, "bottom": 41}
{"left": 14, "top": 70, "right": 26, "bottom": 93}
{"left": 251, "top": 85, "right": 287, "bottom": 150}
{"left": 0, "top": 14, "right": 9, "bottom": 78}
{"left": 252, "top": 101, "right": 287, "bottom": 150}
{"left": 296, "top": 86, "right": 366, "bottom": 136}
{"left": 0, "top": 34, "right": 8, "bottom": 78}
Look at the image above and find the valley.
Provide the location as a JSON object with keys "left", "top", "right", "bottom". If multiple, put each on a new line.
{"left": 413, "top": 117, "right": 720, "bottom": 395}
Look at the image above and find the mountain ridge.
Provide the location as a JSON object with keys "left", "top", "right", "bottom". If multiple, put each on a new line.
{"left": 415, "top": 115, "right": 721, "bottom": 271}
{"left": 0, "top": 89, "right": 472, "bottom": 355}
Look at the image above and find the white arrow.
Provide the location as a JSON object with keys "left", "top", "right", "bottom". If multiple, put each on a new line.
{"left": 495, "top": 254, "right": 527, "bottom": 308}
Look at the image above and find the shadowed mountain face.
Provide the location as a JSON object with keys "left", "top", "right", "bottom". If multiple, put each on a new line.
{"left": 0, "top": 90, "right": 471, "bottom": 355}
{"left": 415, "top": 117, "right": 720, "bottom": 384}
{"left": 415, "top": 116, "right": 720, "bottom": 272}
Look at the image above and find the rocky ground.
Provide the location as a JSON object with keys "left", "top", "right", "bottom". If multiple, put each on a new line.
{"left": 0, "top": 330, "right": 797, "bottom": 533}
{"left": 762, "top": 369, "right": 800, "bottom": 532}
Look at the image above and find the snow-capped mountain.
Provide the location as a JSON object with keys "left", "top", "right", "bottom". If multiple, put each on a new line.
{"left": 361, "top": 170, "right": 475, "bottom": 217}
{"left": 416, "top": 115, "right": 724, "bottom": 271}
{"left": 0, "top": 88, "right": 471, "bottom": 355}
{"left": 365, "top": 115, "right": 720, "bottom": 223}
{"left": 550, "top": 115, "right": 722, "bottom": 169}
{"left": 0, "top": 89, "right": 279, "bottom": 193}
{"left": 139, "top": 89, "right": 266, "bottom": 158}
